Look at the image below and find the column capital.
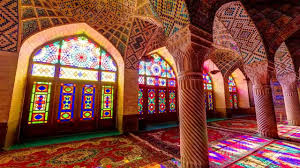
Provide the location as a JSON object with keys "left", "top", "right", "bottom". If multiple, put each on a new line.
{"left": 244, "top": 61, "right": 270, "bottom": 86}
{"left": 277, "top": 72, "right": 297, "bottom": 90}
{"left": 166, "top": 24, "right": 213, "bottom": 74}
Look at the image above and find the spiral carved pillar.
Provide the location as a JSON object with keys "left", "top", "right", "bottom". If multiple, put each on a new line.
{"left": 245, "top": 62, "right": 278, "bottom": 138}
{"left": 179, "top": 73, "right": 209, "bottom": 168}
{"left": 278, "top": 73, "right": 300, "bottom": 126}
{"left": 167, "top": 24, "right": 212, "bottom": 168}
{"left": 252, "top": 85, "right": 278, "bottom": 138}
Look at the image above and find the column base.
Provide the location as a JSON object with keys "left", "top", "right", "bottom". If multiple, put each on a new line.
{"left": 288, "top": 119, "right": 300, "bottom": 126}
{"left": 181, "top": 159, "right": 209, "bottom": 168}
{"left": 258, "top": 129, "right": 278, "bottom": 139}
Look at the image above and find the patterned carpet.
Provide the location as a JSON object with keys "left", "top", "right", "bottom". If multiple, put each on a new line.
{"left": 134, "top": 127, "right": 273, "bottom": 168}
{"left": 0, "top": 135, "right": 173, "bottom": 168}
{"left": 1, "top": 118, "right": 300, "bottom": 168}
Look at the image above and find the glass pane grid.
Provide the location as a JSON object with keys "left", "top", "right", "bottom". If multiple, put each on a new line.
{"left": 28, "top": 82, "right": 51, "bottom": 124}
{"left": 58, "top": 83, "right": 76, "bottom": 122}
{"left": 32, "top": 64, "right": 55, "bottom": 77}
{"left": 59, "top": 67, "right": 98, "bottom": 81}
{"left": 81, "top": 85, "right": 96, "bottom": 120}
{"left": 101, "top": 86, "right": 114, "bottom": 119}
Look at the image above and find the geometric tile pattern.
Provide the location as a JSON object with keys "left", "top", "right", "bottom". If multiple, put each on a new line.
{"left": 21, "top": 0, "right": 75, "bottom": 41}
{"left": 150, "top": 0, "right": 189, "bottom": 36}
{"left": 213, "top": 17, "right": 241, "bottom": 56}
{"left": 135, "top": 0, "right": 161, "bottom": 26}
{"left": 274, "top": 42, "right": 295, "bottom": 77}
{"left": 0, "top": 0, "right": 18, "bottom": 52}
{"left": 125, "top": 18, "right": 158, "bottom": 69}
{"left": 210, "top": 49, "right": 243, "bottom": 76}
{"left": 215, "top": 1, "right": 268, "bottom": 65}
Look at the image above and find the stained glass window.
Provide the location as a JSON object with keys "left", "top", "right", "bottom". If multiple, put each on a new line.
{"left": 28, "top": 82, "right": 51, "bottom": 124}
{"left": 32, "top": 64, "right": 55, "bottom": 77}
{"left": 59, "top": 67, "right": 98, "bottom": 81}
{"left": 31, "top": 35, "right": 118, "bottom": 83}
{"left": 148, "top": 89, "right": 156, "bottom": 114}
{"left": 138, "top": 88, "right": 143, "bottom": 115}
{"left": 158, "top": 90, "right": 166, "bottom": 113}
{"left": 138, "top": 53, "right": 177, "bottom": 117}
{"left": 81, "top": 85, "right": 95, "bottom": 120}
{"left": 203, "top": 71, "right": 214, "bottom": 111}
{"left": 100, "top": 50, "right": 117, "bottom": 72}
{"left": 138, "top": 76, "right": 145, "bottom": 85}
{"left": 58, "top": 83, "right": 76, "bottom": 122}
{"left": 27, "top": 35, "right": 118, "bottom": 130}
{"left": 60, "top": 36, "right": 100, "bottom": 69}
{"left": 169, "top": 90, "right": 176, "bottom": 112}
{"left": 101, "top": 86, "right": 114, "bottom": 119}
{"left": 228, "top": 76, "right": 238, "bottom": 109}
{"left": 33, "top": 41, "right": 60, "bottom": 64}
{"left": 101, "top": 71, "right": 116, "bottom": 82}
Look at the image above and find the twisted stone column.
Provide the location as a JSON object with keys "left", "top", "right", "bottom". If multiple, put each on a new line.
{"left": 179, "top": 73, "right": 209, "bottom": 168}
{"left": 245, "top": 62, "right": 278, "bottom": 138}
{"left": 278, "top": 73, "right": 300, "bottom": 126}
{"left": 167, "top": 24, "right": 212, "bottom": 168}
{"left": 252, "top": 85, "right": 278, "bottom": 137}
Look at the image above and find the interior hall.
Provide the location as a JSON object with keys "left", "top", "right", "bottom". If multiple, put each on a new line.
{"left": 0, "top": 0, "right": 299, "bottom": 167}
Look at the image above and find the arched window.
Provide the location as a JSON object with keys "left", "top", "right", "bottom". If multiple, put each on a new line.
{"left": 22, "top": 36, "right": 118, "bottom": 138}
{"left": 203, "top": 71, "right": 214, "bottom": 111}
{"left": 138, "top": 54, "right": 177, "bottom": 122}
{"left": 228, "top": 76, "right": 238, "bottom": 109}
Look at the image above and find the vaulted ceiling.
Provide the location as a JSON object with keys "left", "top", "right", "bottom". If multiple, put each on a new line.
{"left": 1, "top": 0, "right": 299, "bottom": 72}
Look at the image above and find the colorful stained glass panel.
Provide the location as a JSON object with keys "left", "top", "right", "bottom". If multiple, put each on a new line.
{"left": 169, "top": 90, "right": 176, "bottom": 112}
{"left": 81, "top": 85, "right": 95, "bottom": 120}
{"left": 139, "top": 61, "right": 146, "bottom": 75}
{"left": 33, "top": 41, "right": 60, "bottom": 64}
{"left": 59, "top": 67, "right": 98, "bottom": 81}
{"left": 101, "top": 71, "right": 116, "bottom": 82}
{"left": 167, "top": 64, "right": 176, "bottom": 78}
{"left": 138, "top": 76, "right": 145, "bottom": 85}
{"left": 28, "top": 82, "right": 51, "bottom": 124}
{"left": 58, "top": 83, "right": 76, "bottom": 122}
{"left": 146, "top": 77, "right": 156, "bottom": 86}
{"left": 208, "top": 92, "right": 213, "bottom": 110}
{"left": 168, "top": 79, "right": 176, "bottom": 87}
{"left": 233, "top": 94, "right": 238, "bottom": 109}
{"left": 101, "top": 86, "right": 114, "bottom": 119}
{"left": 60, "top": 36, "right": 100, "bottom": 69}
{"left": 138, "top": 88, "right": 143, "bottom": 115}
{"left": 158, "top": 78, "right": 166, "bottom": 86}
{"left": 100, "top": 50, "right": 117, "bottom": 72}
{"left": 158, "top": 90, "right": 166, "bottom": 113}
{"left": 32, "top": 64, "right": 55, "bottom": 77}
{"left": 148, "top": 89, "right": 156, "bottom": 114}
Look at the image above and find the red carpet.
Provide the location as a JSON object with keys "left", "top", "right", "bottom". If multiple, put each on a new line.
{"left": 208, "top": 118, "right": 258, "bottom": 134}
{"left": 0, "top": 135, "right": 171, "bottom": 168}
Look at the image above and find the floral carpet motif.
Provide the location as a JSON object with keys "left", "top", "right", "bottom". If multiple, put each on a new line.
{"left": 207, "top": 119, "right": 258, "bottom": 134}
{"left": 0, "top": 135, "right": 171, "bottom": 168}
{"left": 228, "top": 140, "right": 300, "bottom": 168}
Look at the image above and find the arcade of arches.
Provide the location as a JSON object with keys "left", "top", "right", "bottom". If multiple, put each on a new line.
{"left": 0, "top": 0, "right": 299, "bottom": 167}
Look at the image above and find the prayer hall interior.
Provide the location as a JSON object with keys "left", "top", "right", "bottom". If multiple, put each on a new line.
{"left": 0, "top": 0, "right": 300, "bottom": 167}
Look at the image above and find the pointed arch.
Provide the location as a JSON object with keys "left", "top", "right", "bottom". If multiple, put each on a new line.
{"left": 204, "top": 59, "right": 226, "bottom": 115}
{"left": 231, "top": 68, "right": 250, "bottom": 110}
{"left": 275, "top": 42, "right": 296, "bottom": 77}
{"left": 215, "top": 1, "right": 268, "bottom": 65}
{"left": 5, "top": 23, "right": 125, "bottom": 147}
